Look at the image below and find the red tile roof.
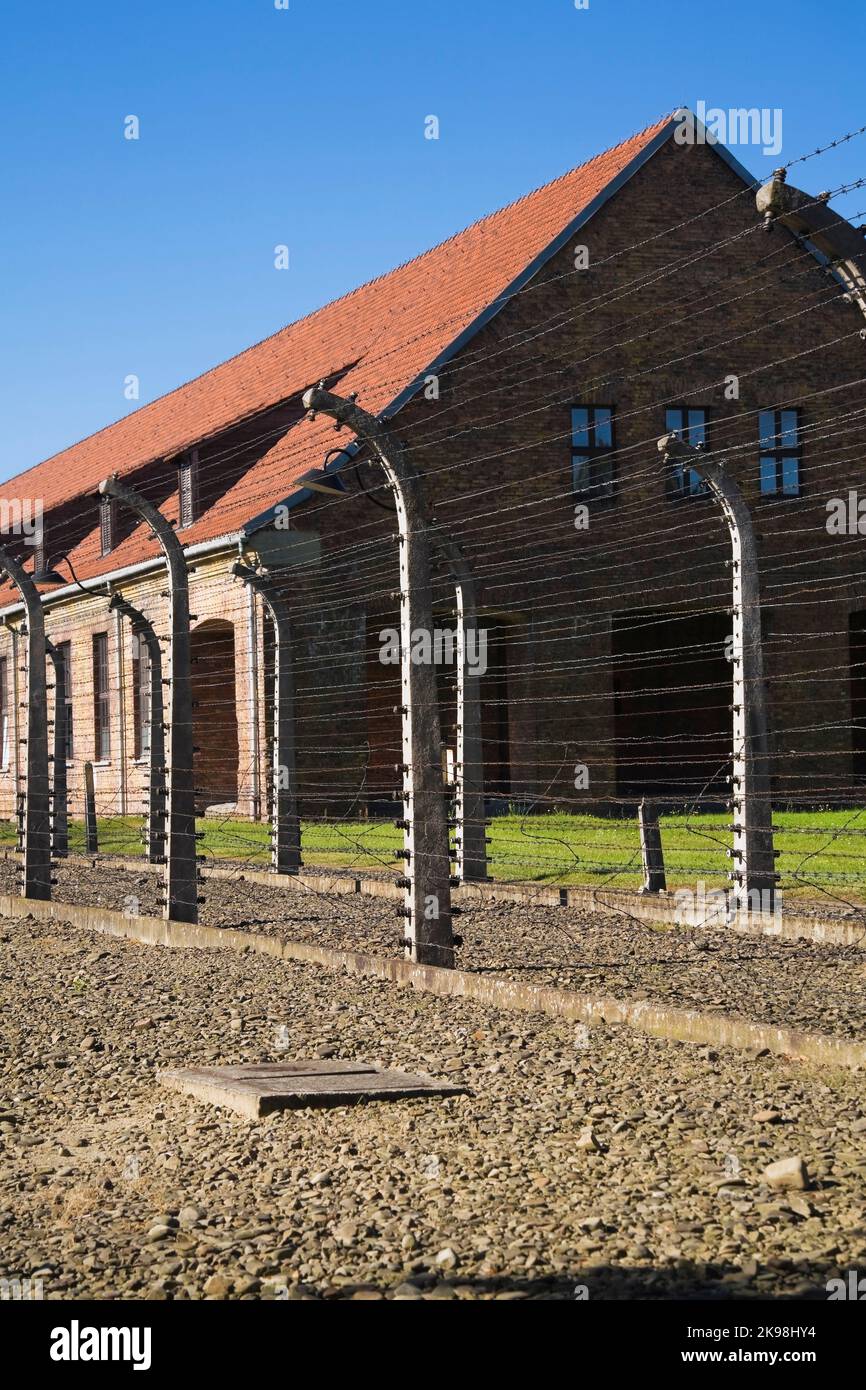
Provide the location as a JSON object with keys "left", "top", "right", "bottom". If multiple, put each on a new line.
{"left": 0, "top": 113, "right": 675, "bottom": 599}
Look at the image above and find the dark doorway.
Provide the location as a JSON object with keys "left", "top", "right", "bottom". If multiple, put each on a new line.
{"left": 437, "top": 621, "right": 511, "bottom": 797}
{"left": 190, "top": 619, "right": 239, "bottom": 811}
{"left": 612, "top": 607, "right": 732, "bottom": 801}
{"left": 850, "top": 611, "right": 866, "bottom": 781}
{"left": 364, "top": 617, "right": 512, "bottom": 809}
{"left": 365, "top": 615, "right": 402, "bottom": 803}
{"left": 483, "top": 625, "right": 511, "bottom": 795}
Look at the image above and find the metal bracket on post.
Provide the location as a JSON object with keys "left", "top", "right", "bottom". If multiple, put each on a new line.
{"left": 0, "top": 550, "right": 51, "bottom": 898}
{"left": 45, "top": 639, "right": 68, "bottom": 859}
{"left": 658, "top": 434, "right": 777, "bottom": 914}
{"left": 97, "top": 476, "right": 197, "bottom": 923}
{"left": 302, "top": 384, "right": 454, "bottom": 967}
{"left": 434, "top": 534, "right": 488, "bottom": 884}
{"left": 232, "top": 562, "right": 301, "bottom": 875}
{"left": 109, "top": 592, "right": 167, "bottom": 864}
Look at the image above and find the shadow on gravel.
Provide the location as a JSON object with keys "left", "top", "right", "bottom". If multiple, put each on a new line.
{"left": 467, "top": 959, "right": 685, "bottom": 974}
{"left": 312, "top": 1261, "right": 844, "bottom": 1301}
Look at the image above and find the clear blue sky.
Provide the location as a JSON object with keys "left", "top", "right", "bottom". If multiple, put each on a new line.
{"left": 0, "top": 0, "right": 863, "bottom": 480}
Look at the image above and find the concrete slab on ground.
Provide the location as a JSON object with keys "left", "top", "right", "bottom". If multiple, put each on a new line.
{"left": 158, "top": 1060, "right": 467, "bottom": 1118}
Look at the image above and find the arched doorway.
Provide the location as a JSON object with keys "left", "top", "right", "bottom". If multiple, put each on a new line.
{"left": 190, "top": 619, "right": 239, "bottom": 812}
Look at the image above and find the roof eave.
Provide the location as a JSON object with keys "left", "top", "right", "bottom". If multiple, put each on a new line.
{"left": 0, "top": 530, "right": 242, "bottom": 621}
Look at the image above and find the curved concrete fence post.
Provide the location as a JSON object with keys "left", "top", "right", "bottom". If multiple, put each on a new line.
{"left": 231, "top": 562, "right": 301, "bottom": 875}
{"left": 109, "top": 591, "right": 166, "bottom": 865}
{"left": 434, "top": 533, "right": 487, "bottom": 884}
{"left": 0, "top": 549, "right": 51, "bottom": 899}
{"left": 303, "top": 384, "right": 454, "bottom": 968}
{"left": 97, "top": 476, "right": 197, "bottom": 923}
{"left": 658, "top": 434, "right": 777, "bottom": 914}
{"left": 757, "top": 170, "right": 866, "bottom": 321}
{"left": 45, "top": 639, "right": 68, "bottom": 859}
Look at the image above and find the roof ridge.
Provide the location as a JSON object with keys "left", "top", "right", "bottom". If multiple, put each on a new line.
{"left": 233, "top": 108, "right": 682, "bottom": 327}
{"left": 322, "top": 108, "right": 681, "bottom": 291}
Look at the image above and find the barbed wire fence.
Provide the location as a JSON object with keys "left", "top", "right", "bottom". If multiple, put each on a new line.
{"left": 0, "top": 121, "right": 865, "bottom": 984}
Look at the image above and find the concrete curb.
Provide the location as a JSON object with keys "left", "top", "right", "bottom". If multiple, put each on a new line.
{"left": 2, "top": 891, "right": 863, "bottom": 1072}
{"left": 12, "top": 850, "right": 864, "bottom": 949}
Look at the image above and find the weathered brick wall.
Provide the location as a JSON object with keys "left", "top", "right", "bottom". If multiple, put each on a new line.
{"left": 0, "top": 555, "right": 266, "bottom": 828}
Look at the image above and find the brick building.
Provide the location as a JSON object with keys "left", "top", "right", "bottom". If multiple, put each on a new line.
{"left": 1, "top": 109, "right": 864, "bottom": 830}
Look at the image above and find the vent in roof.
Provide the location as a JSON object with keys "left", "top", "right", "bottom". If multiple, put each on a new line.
{"left": 99, "top": 496, "right": 116, "bottom": 556}
{"left": 32, "top": 528, "right": 47, "bottom": 579}
{"left": 178, "top": 450, "right": 199, "bottom": 529}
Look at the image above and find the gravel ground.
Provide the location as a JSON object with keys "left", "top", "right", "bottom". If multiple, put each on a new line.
{"left": 1, "top": 911, "right": 865, "bottom": 1301}
{"left": 5, "top": 857, "right": 866, "bottom": 1044}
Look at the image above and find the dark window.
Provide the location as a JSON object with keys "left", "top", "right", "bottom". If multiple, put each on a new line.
{"left": 851, "top": 611, "right": 866, "bottom": 781}
{"left": 759, "top": 408, "right": 801, "bottom": 497}
{"left": 131, "top": 632, "right": 151, "bottom": 760}
{"left": 56, "top": 640, "right": 73, "bottom": 759}
{"left": 92, "top": 633, "right": 110, "bottom": 760}
{"left": 665, "top": 407, "right": 709, "bottom": 499}
{"left": 178, "top": 450, "right": 199, "bottom": 528}
{"left": 99, "top": 497, "right": 116, "bottom": 556}
{"left": 0, "top": 656, "right": 8, "bottom": 767}
{"left": 571, "top": 406, "right": 616, "bottom": 505}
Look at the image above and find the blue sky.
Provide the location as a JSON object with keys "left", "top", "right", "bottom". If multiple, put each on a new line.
{"left": 0, "top": 0, "right": 863, "bottom": 480}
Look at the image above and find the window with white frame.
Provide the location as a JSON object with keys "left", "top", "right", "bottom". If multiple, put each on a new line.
{"left": 92, "top": 632, "right": 110, "bottom": 760}
{"left": 665, "top": 407, "right": 710, "bottom": 499}
{"left": 571, "top": 406, "right": 616, "bottom": 505}
{"left": 759, "top": 408, "right": 801, "bottom": 497}
{"left": 131, "top": 632, "right": 151, "bottom": 760}
{"left": 0, "top": 657, "right": 8, "bottom": 768}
